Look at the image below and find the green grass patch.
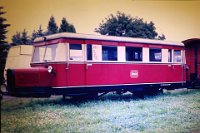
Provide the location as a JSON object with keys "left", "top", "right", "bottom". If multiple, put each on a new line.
{"left": 1, "top": 89, "right": 200, "bottom": 133}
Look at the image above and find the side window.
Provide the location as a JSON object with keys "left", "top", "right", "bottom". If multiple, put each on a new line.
{"left": 102, "top": 46, "right": 117, "bottom": 61}
{"left": 69, "top": 44, "right": 83, "bottom": 61}
{"left": 126, "top": 47, "right": 142, "bottom": 61}
{"left": 70, "top": 44, "right": 82, "bottom": 50}
{"left": 149, "top": 48, "right": 162, "bottom": 62}
{"left": 174, "top": 50, "right": 181, "bottom": 62}
{"left": 168, "top": 49, "right": 172, "bottom": 62}
{"left": 87, "top": 44, "right": 92, "bottom": 60}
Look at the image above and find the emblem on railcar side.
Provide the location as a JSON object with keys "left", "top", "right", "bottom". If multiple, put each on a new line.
{"left": 130, "top": 70, "right": 138, "bottom": 78}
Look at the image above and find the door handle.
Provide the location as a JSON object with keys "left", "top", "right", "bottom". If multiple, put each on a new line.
{"left": 66, "top": 63, "right": 69, "bottom": 70}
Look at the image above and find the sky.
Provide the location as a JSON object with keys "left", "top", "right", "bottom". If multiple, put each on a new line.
{"left": 1, "top": 0, "right": 200, "bottom": 43}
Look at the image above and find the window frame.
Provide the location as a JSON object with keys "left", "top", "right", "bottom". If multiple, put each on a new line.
{"left": 126, "top": 46, "right": 143, "bottom": 62}
{"left": 168, "top": 49, "right": 172, "bottom": 62}
{"left": 102, "top": 45, "right": 118, "bottom": 61}
{"left": 69, "top": 43, "right": 84, "bottom": 61}
{"left": 173, "top": 50, "right": 182, "bottom": 63}
{"left": 32, "top": 43, "right": 67, "bottom": 63}
{"left": 69, "top": 44, "right": 82, "bottom": 50}
{"left": 87, "top": 44, "right": 92, "bottom": 61}
{"left": 149, "top": 48, "right": 162, "bottom": 62}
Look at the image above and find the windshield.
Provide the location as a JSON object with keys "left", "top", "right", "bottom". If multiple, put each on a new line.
{"left": 32, "top": 43, "right": 67, "bottom": 63}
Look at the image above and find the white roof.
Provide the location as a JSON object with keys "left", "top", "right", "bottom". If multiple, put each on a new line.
{"left": 34, "top": 32, "right": 184, "bottom": 46}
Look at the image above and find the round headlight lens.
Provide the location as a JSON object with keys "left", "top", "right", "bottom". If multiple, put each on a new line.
{"left": 47, "top": 66, "right": 53, "bottom": 73}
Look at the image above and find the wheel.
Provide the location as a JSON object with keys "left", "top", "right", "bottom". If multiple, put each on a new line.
{"left": 144, "top": 88, "right": 162, "bottom": 96}
{"left": 0, "top": 91, "right": 2, "bottom": 100}
{"left": 158, "top": 88, "right": 164, "bottom": 94}
{"left": 132, "top": 89, "right": 144, "bottom": 99}
{"left": 83, "top": 92, "right": 98, "bottom": 100}
{"left": 0, "top": 83, "right": 6, "bottom": 100}
{"left": 72, "top": 92, "right": 98, "bottom": 100}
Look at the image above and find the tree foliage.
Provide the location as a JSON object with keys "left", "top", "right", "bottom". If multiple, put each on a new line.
{"left": 21, "top": 29, "right": 30, "bottom": 44}
{"left": 0, "top": 6, "right": 10, "bottom": 44}
{"left": 0, "top": 44, "right": 10, "bottom": 84}
{"left": 12, "top": 29, "right": 31, "bottom": 45}
{"left": 59, "top": 17, "right": 76, "bottom": 33}
{"left": 31, "top": 25, "right": 45, "bottom": 41}
{"left": 12, "top": 32, "right": 22, "bottom": 45}
{"left": 0, "top": 7, "right": 10, "bottom": 84}
{"left": 47, "top": 16, "right": 58, "bottom": 35}
{"left": 95, "top": 12, "right": 165, "bottom": 40}
{"left": 11, "top": 16, "right": 76, "bottom": 44}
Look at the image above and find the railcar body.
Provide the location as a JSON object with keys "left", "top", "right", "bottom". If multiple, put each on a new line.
{"left": 6, "top": 33, "right": 187, "bottom": 97}
{"left": 184, "top": 38, "right": 200, "bottom": 88}
{"left": 4, "top": 45, "right": 33, "bottom": 81}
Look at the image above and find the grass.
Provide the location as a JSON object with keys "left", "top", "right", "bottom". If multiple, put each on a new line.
{"left": 1, "top": 89, "right": 200, "bottom": 133}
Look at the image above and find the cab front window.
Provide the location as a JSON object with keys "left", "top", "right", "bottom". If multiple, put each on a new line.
{"left": 32, "top": 43, "right": 67, "bottom": 63}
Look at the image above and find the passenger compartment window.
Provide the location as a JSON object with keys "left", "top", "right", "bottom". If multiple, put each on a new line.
{"left": 149, "top": 48, "right": 162, "bottom": 62}
{"left": 69, "top": 44, "right": 83, "bottom": 61}
{"left": 102, "top": 46, "right": 117, "bottom": 61}
{"left": 173, "top": 50, "right": 181, "bottom": 62}
{"left": 87, "top": 44, "right": 92, "bottom": 60}
{"left": 126, "top": 47, "right": 142, "bottom": 61}
{"left": 168, "top": 49, "right": 172, "bottom": 62}
{"left": 70, "top": 44, "right": 82, "bottom": 50}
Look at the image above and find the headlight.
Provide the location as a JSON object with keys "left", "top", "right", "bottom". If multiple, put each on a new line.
{"left": 47, "top": 66, "right": 53, "bottom": 73}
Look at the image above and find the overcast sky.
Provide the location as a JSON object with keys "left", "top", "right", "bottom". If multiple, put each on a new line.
{"left": 1, "top": 0, "right": 200, "bottom": 43}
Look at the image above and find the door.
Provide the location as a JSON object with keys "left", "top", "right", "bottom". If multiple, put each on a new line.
{"left": 85, "top": 44, "right": 102, "bottom": 86}
{"left": 197, "top": 48, "right": 200, "bottom": 80}
{"left": 66, "top": 43, "right": 86, "bottom": 87}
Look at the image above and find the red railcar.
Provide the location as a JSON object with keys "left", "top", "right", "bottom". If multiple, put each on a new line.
{"left": 6, "top": 33, "right": 187, "bottom": 97}
{"left": 183, "top": 38, "right": 200, "bottom": 88}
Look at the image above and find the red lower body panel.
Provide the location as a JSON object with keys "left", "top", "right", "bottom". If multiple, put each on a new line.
{"left": 7, "top": 63, "right": 186, "bottom": 97}
{"left": 86, "top": 63, "right": 185, "bottom": 85}
{"left": 51, "top": 63, "right": 186, "bottom": 87}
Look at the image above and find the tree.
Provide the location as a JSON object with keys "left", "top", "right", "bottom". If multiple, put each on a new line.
{"left": 31, "top": 25, "right": 45, "bottom": 41}
{"left": 13, "top": 16, "right": 77, "bottom": 44}
{"left": 12, "top": 32, "right": 22, "bottom": 45}
{"left": 158, "top": 34, "right": 166, "bottom": 40}
{"left": 37, "top": 25, "right": 44, "bottom": 36}
{"left": 47, "top": 16, "right": 58, "bottom": 35}
{"left": 0, "top": 7, "right": 10, "bottom": 85}
{"left": 59, "top": 17, "right": 76, "bottom": 33}
{"left": 0, "top": 44, "right": 10, "bottom": 85}
{"left": 0, "top": 6, "right": 10, "bottom": 44}
{"left": 95, "top": 12, "right": 165, "bottom": 40}
{"left": 21, "top": 29, "right": 30, "bottom": 44}
{"left": 31, "top": 30, "right": 37, "bottom": 41}
{"left": 12, "top": 29, "right": 31, "bottom": 45}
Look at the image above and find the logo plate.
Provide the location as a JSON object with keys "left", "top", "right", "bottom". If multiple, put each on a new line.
{"left": 130, "top": 70, "right": 138, "bottom": 78}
